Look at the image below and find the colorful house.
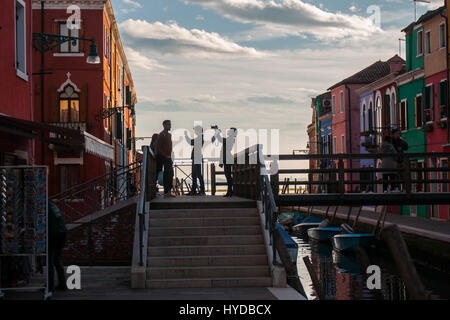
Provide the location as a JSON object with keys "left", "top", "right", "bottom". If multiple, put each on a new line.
{"left": 316, "top": 92, "right": 334, "bottom": 193}
{"left": 422, "top": 6, "right": 449, "bottom": 220}
{"left": 328, "top": 60, "right": 394, "bottom": 191}
{"left": 0, "top": 0, "right": 34, "bottom": 165}
{"left": 32, "top": 0, "right": 138, "bottom": 197}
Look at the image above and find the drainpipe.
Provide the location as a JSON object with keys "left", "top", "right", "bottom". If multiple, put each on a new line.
{"left": 441, "top": 8, "right": 450, "bottom": 144}
{"left": 30, "top": 2, "right": 34, "bottom": 164}
{"left": 347, "top": 86, "right": 353, "bottom": 190}
{"left": 40, "top": 1, "right": 45, "bottom": 165}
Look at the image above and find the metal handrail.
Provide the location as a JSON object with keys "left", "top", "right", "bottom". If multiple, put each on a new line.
{"left": 137, "top": 147, "right": 148, "bottom": 266}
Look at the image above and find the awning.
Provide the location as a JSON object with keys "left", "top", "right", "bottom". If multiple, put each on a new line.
{"left": 0, "top": 113, "right": 83, "bottom": 147}
{"left": 0, "top": 113, "right": 114, "bottom": 161}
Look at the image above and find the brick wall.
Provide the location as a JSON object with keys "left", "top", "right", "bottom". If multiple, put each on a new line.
{"left": 62, "top": 203, "right": 136, "bottom": 265}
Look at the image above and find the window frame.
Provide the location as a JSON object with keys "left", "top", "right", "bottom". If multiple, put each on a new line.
{"left": 417, "top": 30, "right": 424, "bottom": 57}
{"left": 333, "top": 136, "right": 337, "bottom": 154}
{"left": 58, "top": 85, "right": 80, "bottom": 123}
{"left": 425, "top": 30, "right": 431, "bottom": 55}
{"left": 400, "top": 99, "right": 408, "bottom": 132}
{"left": 58, "top": 21, "right": 81, "bottom": 53}
{"left": 15, "top": 0, "right": 27, "bottom": 81}
{"left": 439, "top": 22, "right": 446, "bottom": 50}
{"left": 415, "top": 94, "right": 424, "bottom": 128}
{"left": 340, "top": 91, "right": 344, "bottom": 113}
{"left": 332, "top": 95, "right": 336, "bottom": 114}
{"left": 341, "top": 135, "right": 345, "bottom": 154}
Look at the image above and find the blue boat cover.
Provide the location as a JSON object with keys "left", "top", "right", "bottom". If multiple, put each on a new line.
{"left": 275, "top": 223, "right": 299, "bottom": 249}
{"left": 278, "top": 212, "right": 304, "bottom": 224}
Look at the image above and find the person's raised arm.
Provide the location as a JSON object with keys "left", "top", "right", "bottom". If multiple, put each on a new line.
{"left": 184, "top": 131, "right": 194, "bottom": 146}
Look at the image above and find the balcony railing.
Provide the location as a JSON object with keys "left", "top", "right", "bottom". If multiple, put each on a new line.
{"left": 48, "top": 122, "right": 87, "bottom": 132}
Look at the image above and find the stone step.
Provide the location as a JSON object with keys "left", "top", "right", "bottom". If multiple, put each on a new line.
{"left": 148, "top": 235, "right": 264, "bottom": 246}
{"left": 146, "top": 277, "right": 272, "bottom": 289}
{"left": 147, "top": 265, "right": 270, "bottom": 279}
{"left": 151, "top": 200, "right": 256, "bottom": 210}
{"left": 149, "top": 216, "right": 260, "bottom": 228}
{"left": 148, "top": 244, "right": 266, "bottom": 256}
{"left": 150, "top": 225, "right": 262, "bottom": 237}
{"left": 147, "top": 254, "right": 268, "bottom": 267}
{"left": 149, "top": 208, "right": 259, "bottom": 219}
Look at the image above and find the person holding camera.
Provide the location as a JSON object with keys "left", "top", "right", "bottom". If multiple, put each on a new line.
{"left": 185, "top": 125, "right": 205, "bottom": 196}
{"left": 212, "top": 126, "right": 238, "bottom": 197}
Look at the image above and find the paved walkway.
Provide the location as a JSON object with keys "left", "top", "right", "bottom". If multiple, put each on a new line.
{"left": 3, "top": 267, "right": 305, "bottom": 300}
{"left": 296, "top": 206, "right": 450, "bottom": 243}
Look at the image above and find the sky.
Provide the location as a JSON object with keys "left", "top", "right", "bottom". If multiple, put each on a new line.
{"left": 110, "top": 0, "right": 445, "bottom": 156}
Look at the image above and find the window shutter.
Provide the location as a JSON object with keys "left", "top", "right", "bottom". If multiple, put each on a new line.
{"left": 49, "top": 85, "right": 59, "bottom": 122}
{"left": 384, "top": 94, "right": 390, "bottom": 128}
{"left": 126, "top": 129, "right": 131, "bottom": 150}
{"left": 80, "top": 84, "right": 88, "bottom": 123}
{"left": 126, "top": 86, "right": 131, "bottom": 105}
{"left": 116, "top": 112, "right": 122, "bottom": 140}
{"left": 438, "top": 82, "right": 442, "bottom": 109}
{"left": 52, "top": 22, "right": 59, "bottom": 53}
{"left": 79, "top": 22, "right": 85, "bottom": 52}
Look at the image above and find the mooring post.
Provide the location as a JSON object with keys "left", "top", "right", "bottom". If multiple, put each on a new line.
{"left": 380, "top": 224, "right": 431, "bottom": 300}
{"left": 330, "top": 206, "right": 339, "bottom": 225}
{"left": 303, "top": 256, "right": 325, "bottom": 300}
{"left": 345, "top": 206, "right": 353, "bottom": 224}
{"left": 352, "top": 246, "right": 384, "bottom": 300}
{"left": 352, "top": 206, "right": 363, "bottom": 230}
{"left": 273, "top": 228, "right": 308, "bottom": 299}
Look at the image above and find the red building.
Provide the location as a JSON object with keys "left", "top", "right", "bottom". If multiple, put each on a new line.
{"left": 0, "top": 0, "right": 34, "bottom": 165}
{"left": 32, "top": 0, "right": 137, "bottom": 196}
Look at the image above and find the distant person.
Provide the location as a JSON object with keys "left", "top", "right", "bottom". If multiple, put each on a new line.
{"left": 150, "top": 133, "right": 163, "bottom": 193}
{"left": 212, "top": 127, "right": 238, "bottom": 197}
{"left": 48, "top": 202, "right": 68, "bottom": 291}
{"left": 380, "top": 135, "right": 398, "bottom": 192}
{"left": 185, "top": 125, "right": 205, "bottom": 196}
{"left": 391, "top": 128, "right": 408, "bottom": 191}
{"left": 156, "top": 120, "right": 174, "bottom": 197}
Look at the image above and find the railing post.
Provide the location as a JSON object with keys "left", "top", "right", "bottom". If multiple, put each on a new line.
{"left": 404, "top": 159, "right": 412, "bottom": 197}
{"left": 338, "top": 159, "right": 345, "bottom": 197}
{"left": 211, "top": 163, "right": 216, "bottom": 196}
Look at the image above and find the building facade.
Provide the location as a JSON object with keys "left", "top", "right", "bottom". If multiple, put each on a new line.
{"left": 32, "top": 0, "right": 137, "bottom": 196}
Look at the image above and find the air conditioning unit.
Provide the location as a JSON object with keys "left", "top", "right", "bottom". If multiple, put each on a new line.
{"left": 323, "top": 99, "right": 331, "bottom": 107}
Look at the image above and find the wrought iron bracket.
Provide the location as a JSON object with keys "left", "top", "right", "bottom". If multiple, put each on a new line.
{"left": 33, "top": 32, "right": 95, "bottom": 52}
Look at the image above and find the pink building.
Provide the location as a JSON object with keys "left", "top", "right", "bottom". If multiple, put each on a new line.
{"left": 328, "top": 60, "right": 394, "bottom": 191}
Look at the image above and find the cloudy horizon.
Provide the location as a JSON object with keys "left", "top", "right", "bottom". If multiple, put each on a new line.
{"left": 111, "top": 0, "right": 445, "bottom": 156}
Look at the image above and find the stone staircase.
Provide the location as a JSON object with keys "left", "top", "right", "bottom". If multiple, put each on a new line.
{"left": 145, "top": 202, "right": 272, "bottom": 289}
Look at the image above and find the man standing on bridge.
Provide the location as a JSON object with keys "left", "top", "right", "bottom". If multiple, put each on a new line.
{"left": 212, "top": 127, "right": 238, "bottom": 197}
{"left": 185, "top": 125, "right": 206, "bottom": 196}
{"left": 156, "top": 120, "right": 175, "bottom": 197}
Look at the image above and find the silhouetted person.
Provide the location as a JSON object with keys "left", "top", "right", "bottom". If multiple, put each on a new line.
{"left": 212, "top": 127, "right": 238, "bottom": 197}
{"left": 48, "top": 202, "right": 67, "bottom": 291}
{"left": 391, "top": 129, "right": 408, "bottom": 191}
{"left": 185, "top": 126, "right": 206, "bottom": 196}
{"left": 156, "top": 120, "right": 174, "bottom": 197}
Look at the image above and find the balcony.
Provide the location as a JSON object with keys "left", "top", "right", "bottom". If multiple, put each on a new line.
{"left": 48, "top": 122, "right": 87, "bottom": 132}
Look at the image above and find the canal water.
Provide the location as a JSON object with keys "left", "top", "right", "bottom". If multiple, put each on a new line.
{"left": 293, "top": 234, "right": 450, "bottom": 300}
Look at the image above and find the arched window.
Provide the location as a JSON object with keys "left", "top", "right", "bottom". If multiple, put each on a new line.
{"left": 362, "top": 104, "right": 367, "bottom": 132}
{"left": 59, "top": 85, "right": 80, "bottom": 122}
{"left": 391, "top": 92, "right": 397, "bottom": 129}
{"left": 368, "top": 101, "right": 373, "bottom": 132}
{"left": 376, "top": 96, "right": 382, "bottom": 145}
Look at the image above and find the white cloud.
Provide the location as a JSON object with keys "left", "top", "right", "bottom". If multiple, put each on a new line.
{"left": 183, "top": 0, "right": 381, "bottom": 41}
{"left": 122, "top": 0, "right": 143, "bottom": 9}
{"left": 119, "top": 19, "right": 264, "bottom": 57}
{"left": 124, "top": 47, "right": 165, "bottom": 71}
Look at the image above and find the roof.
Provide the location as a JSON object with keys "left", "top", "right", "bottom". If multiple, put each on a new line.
{"left": 402, "top": 5, "right": 446, "bottom": 32}
{"left": 328, "top": 60, "right": 391, "bottom": 91}
{"left": 316, "top": 91, "right": 331, "bottom": 101}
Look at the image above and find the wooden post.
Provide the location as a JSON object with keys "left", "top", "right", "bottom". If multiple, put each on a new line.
{"left": 303, "top": 256, "right": 325, "bottom": 300}
{"left": 338, "top": 159, "right": 345, "bottom": 198}
{"left": 211, "top": 163, "right": 216, "bottom": 196}
{"left": 403, "top": 160, "right": 412, "bottom": 197}
{"left": 324, "top": 206, "right": 330, "bottom": 219}
{"left": 352, "top": 206, "right": 363, "bottom": 230}
{"left": 273, "top": 228, "right": 308, "bottom": 299}
{"left": 373, "top": 205, "right": 387, "bottom": 235}
{"left": 330, "top": 206, "right": 339, "bottom": 225}
{"left": 345, "top": 206, "right": 353, "bottom": 224}
{"left": 380, "top": 225, "right": 431, "bottom": 300}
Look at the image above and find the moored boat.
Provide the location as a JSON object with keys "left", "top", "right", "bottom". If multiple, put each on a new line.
{"left": 275, "top": 223, "right": 299, "bottom": 263}
{"left": 331, "top": 233, "right": 374, "bottom": 252}
{"left": 307, "top": 227, "right": 341, "bottom": 242}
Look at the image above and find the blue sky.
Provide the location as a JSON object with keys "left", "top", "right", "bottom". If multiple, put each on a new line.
{"left": 110, "top": 0, "right": 444, "bottom": 155}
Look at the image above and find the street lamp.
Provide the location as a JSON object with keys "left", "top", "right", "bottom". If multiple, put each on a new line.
{"left": 32, "top": 32, "right": 101, "bottom": 64}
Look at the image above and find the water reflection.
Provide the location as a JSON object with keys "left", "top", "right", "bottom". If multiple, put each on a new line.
{"left": 293, "top": 235, "right": 407, "bottom": 300}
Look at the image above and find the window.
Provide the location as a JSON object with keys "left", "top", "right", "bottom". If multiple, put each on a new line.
{"left": 425, "top": 31, "right": 431, "bottom": 55}
{"left": 417, "top": 30, "right": 423, "bottom": 56}
{"left": 400, "top": 100, "right": 408, "bottom": 131}
{"left": 415, "top": 95, "right": 423, "bottom": 127}
{"left": 442, "top": 159, "right": 449, "bottom": 193}
{"left": 438, "top": 80, "right": 448, "bottom": 119}
{"left": 440, "top": 23, "right": 446, "bottom": 49}
{"left": 341, "top": 135, "right": 345, "bottom": 154}
{"left": 362, "top": 104, "right": 367, "bottom": 132}
{"left": 384, "top": 94, "right": 391, "bottom": 129}
{"left": 340, "top": 92, "right": 344, "bottom": 113}
{"left": 424, "top": 85, "right": 434, "bottom": 123}
{"left": 376, "top": 96, "right": 382, "bottom": 145}
{"left": 59, "top": 165, "right": 80, "bottom": 193}
{"left": 368, "top": 101, "right": 373, "bottom": 132}
{"left": 391, "top": 92, "right": 397, "bottom": 128}
{"left": 333, "top": 137, "right": 337, "bottom": 154}
{"left": 327, "top": 134, "right": 333, "bottom": 154}
{"left": 59, "top": 85, "right": 80, "bottom": 122}
{"left": 15, "top": 0, "right": 27, "bottom": 80}
{"left": 332, "top": 96, "right": 336, "bottom": 114}
{"left": 59, "top": 23, "right": 79, "bottom": 53}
